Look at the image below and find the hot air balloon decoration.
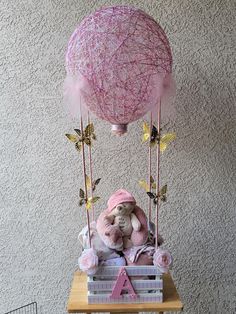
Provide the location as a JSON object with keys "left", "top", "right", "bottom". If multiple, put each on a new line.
{"left": 64, "top": 5, "right": 178, "bottom": 306}
{"left": 64, "top": 5, "right": 174, "bottom": 135}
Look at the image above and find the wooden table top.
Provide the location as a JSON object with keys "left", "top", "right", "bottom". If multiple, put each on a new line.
{"left": 67, "top": 271, "right": 183, "bottom": 313}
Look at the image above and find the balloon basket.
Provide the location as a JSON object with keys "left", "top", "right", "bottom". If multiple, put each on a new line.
{"left": 87, "top": 265, "right": 163, "bottom": 304}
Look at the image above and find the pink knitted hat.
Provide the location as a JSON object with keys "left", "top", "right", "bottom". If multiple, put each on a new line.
{"left": 107, "top": 189, "right": 136, "bottom": 212}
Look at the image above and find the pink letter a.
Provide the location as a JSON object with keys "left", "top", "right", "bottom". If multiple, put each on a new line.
{"left": 110, "top": 267, "right": 137, "bottom": 300}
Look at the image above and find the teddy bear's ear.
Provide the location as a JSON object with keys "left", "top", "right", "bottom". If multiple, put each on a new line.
{"left": 105, "top": 231, "right": 110, "bottom": 236}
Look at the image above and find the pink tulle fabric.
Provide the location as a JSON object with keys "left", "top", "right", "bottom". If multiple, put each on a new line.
{"left": 65, "top": 5, "right": 174, "bottom": 128}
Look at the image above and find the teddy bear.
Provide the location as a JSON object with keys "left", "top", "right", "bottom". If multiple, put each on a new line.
{"left": 96, "top": 189, "right": 148, "bottom": 250}
{"left": 108, "top": 201, "right": 141, "bottom": 248}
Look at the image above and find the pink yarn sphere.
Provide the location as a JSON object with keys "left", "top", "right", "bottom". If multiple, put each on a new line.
{"left": 65, "top": 5, "right": 173, "bottom": 133}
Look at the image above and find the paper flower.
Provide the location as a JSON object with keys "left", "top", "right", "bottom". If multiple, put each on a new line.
{"left": 78, "top": 248, "right": 99, "bottom": 275}
{"left": 153, "top": 248, "right": 173, "bottom": 273}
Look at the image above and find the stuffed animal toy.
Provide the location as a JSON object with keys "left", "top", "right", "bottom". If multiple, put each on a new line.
{"left": 97, "top": 189, "right": 148, "bottom": 250}
{"left": 108, "top": 201, "right": 141, "bottom": 248}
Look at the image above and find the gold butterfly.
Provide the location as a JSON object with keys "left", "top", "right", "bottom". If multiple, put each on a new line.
{"left": 142, "top": 122, "right": 152, "bottom": 143}
{"left": 139, "top": 176, "right": 157, "bottom": 192}
{"left": 86, "top": 175, "right": 101, "bottom": 192}
{"left": 142, "top": 122, "right": 176, "bottom": 152}
{"left": 79, "top": 188, "right": 100, "bottom": 210}
{"left": 65, "top": 123, "right": 96, "bottom": 152}
{"left": 147, "top": 184, "right": 168, "bottom": 204}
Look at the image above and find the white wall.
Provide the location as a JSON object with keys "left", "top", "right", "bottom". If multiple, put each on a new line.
{"left": 1, "top": 0, "right": 235, "bottom": 313}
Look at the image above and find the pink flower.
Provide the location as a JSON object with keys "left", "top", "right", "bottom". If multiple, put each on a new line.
{"left": 78, "top": 248, "right": 98, "bottom": 275}
{"left": 153, "top": 248, "right": 173, "bottom": 273}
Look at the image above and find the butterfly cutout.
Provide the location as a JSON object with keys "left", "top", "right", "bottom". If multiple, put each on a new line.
{"left": 86, "top": 175, "right": 101, "bottom": 192}
{"left": 139, "top": 176, "right": 157, "bottom": 192}
{"left": 142, "top": 122, "right": 152, "bottom": 143}
{"left": 147, "top": 184, "right": 167, "bottom": 205}
{"left": 65, "top": 123, "right": 96, "bottom": 152}
{"left": 79, "top": 188, "right": 100, "bottom": 210}
{"left": 142, "top": 122, "right": 176, "bottom": 151}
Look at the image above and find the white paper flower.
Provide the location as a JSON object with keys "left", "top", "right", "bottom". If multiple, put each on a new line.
{"left": 153, "top": 248, "right": 173, "bottom": 273}
{"left": 78, "top": 248, "right": 99, "bottom": 275}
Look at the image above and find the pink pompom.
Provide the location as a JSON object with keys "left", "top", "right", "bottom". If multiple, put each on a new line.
{"left": 78, "top": 248, "right": 99, "bottom": 275}
{"left": 153, "top": 248, "right": 173, "bottom": 273}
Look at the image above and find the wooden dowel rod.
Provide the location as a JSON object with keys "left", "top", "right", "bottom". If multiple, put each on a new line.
{"left": 155, "top": 99, "right": 161, "bottom": 250}
{"left": 148, "top": 112, "right": 153, "bottom": 224}
{"left": 87, "top": 112, "right": 95, "bottom": 221}
{"left": 80, "top": 115, "right": 91, "bottom": 248}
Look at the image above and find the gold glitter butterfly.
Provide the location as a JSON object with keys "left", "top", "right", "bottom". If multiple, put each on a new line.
{"left": 65, "top": 123, "right": 96, "bottom": 152}
{"left": 142, "top": 122, "right": 176, "bottom": 151}
{"left": 139, "top": 176, "right": 157, "bottom": 192}
{"left": 147, "top": 184, "right": 168, "bottom": 205}
{"left": 79, "top": 188, "right": 100, "bottom": 210}
{"left": 142, "top": 122, "right": 152, "bottom": 143}
{"left": 86, "top": 175, "right": 101, "bottom": 192}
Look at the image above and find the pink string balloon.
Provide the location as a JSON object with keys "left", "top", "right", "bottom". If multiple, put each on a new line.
{"left": 65, "top": 5, "right": 174, "bottom": 134}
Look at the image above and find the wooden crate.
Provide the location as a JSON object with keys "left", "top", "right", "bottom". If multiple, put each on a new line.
{"left": 87, "top": 265, "right": 163, "bottom": 304}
